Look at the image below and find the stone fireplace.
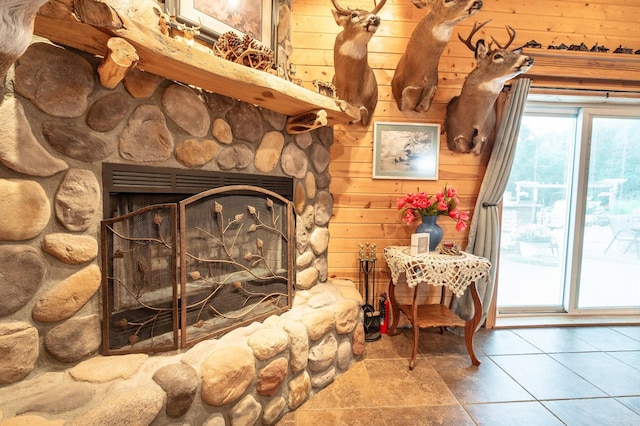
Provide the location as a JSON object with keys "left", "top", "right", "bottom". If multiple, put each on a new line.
{"left": 0, "top": 35, "right": 365, "bottom": 424}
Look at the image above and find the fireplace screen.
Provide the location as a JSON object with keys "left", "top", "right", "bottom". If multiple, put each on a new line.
{"left": 101, "top": 185, "right": 294, "bottom": 354}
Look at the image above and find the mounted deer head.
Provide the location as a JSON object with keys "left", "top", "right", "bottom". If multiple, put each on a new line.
{"left": 445, "top": 21, "right": 533, "bottom": 154}
{"left": 0, "top": 0, "right": 48, "bottom": 82}
{"left": 391, "top": 0, "right": 483, "bottom": 113}
{"left": 331, "top": 0, "right": 386, "bottom": 126}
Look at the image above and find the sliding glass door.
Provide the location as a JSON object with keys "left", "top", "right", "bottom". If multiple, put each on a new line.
{"left": 497, "top": 102, "right": 640, "bottom": 315}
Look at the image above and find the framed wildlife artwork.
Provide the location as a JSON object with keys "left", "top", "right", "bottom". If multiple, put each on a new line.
{"left": 166, "top": 0, "right": 276, "bottom": 48}
{"left": 372, "top": 122, "right": 440, "bottom": 180}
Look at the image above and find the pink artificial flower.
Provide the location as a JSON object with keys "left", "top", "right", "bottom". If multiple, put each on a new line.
{"left": 447, "top": 187, "right": 457, "bottom": 198}
{"left": 459, "top": 211, "right": 470, "bottom": 221}
{"left": 402, "top": 209, "right": 416, "bottom": 224}
{"left": 437, "top": 199, "right": 448, "bottom": 211}
{"left": 455, "top": 220, "right": 467, "bottom": 232}
{"left": 448, "top": 207, "right": 460, "bottom": 219}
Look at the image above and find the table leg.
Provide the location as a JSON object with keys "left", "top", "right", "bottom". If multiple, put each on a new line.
{"left": 464, "top": 281, "right": 483, "bottom": 366}
{"left": 387, "top": 278, "right": 400, "bottom": 335}
{"left": 410, "top": 285, "right": 419, "bottom": 370}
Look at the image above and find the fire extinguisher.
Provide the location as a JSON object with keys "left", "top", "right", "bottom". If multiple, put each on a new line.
{"left": 379, "top": 293, "right": 389, "bottom": 334}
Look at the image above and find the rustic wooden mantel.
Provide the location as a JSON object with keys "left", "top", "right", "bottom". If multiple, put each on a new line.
{"left": 34, "top": 0, "right": 360, "bottom": 130}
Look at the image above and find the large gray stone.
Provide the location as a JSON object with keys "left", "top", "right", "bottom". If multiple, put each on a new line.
{"left": 226, "top": 102, "right": 263, "bottom": 143}
{"left": 162, "top": 84, "right": 210, "bottom": 137}
{"left": 310, "top": 226, "right": 330, "bottom": 255}
{"left": 54, "top": 169, "right": 100, "bottom": 232}
{"left": 0, "top": 179, "right": 50, "bottom": 241}
{"left": 119, "top": 104, "right": 174, "bottom": 162}
{"left": 314, "top": 190, "right": 333, "bottom": 226}
{"left": 0, "top": 245, "right": 46, "bottom": 317}
{"left": 14, "top": 42, "right": 94, "bottom": 117}
{"left": 43, "top": 314, "right": 101, "bottom": 363}
{"left": 0, "top": 322, "right": 39, "bottom": 385}
{"left": 261, "top": 108, "right": 286, "bottom": 131}
{"left": 281, "top": 143, "right": 308, "bottom": 179}
{"left": 310, "top": 143, "right": 330, "bottom": 173}
{"left": 42, "top": 121, "right": 115, "bottom": 161}
{"left": 0, "top": 97, "right": 68, "bottom": 176}
{"left": 308, "top": 333, "right": 337, "bottom": 372}
{"left": 152, "top": 363, "right": 198, "bottom": 418}
{"left": 216, "top": 144, "right": 253, "bottom": 170}
{"left": 32, "top": 264, "right": 101, "bottom": 323}
{"left": 86, "top": 92, "right": 130, "bottom": 132}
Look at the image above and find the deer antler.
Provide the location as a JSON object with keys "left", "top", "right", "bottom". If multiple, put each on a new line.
{"left": 330, "top": 0, "right": 349, "bottom": 14}
{"left": 372, "top": 0, "right": 387, "bottom": 14}
{"left": 458, "top": 20, "right": 492, "bottom": 51}
{"left": 490, "top": 25, "right": 516, "bottom": 50}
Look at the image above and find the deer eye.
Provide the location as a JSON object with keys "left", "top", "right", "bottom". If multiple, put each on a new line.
{"left": 493, "top": 53, "right": 504, "bottom": 61}
{"left": 351, "top": 12, "right": 359, "bottom": 19}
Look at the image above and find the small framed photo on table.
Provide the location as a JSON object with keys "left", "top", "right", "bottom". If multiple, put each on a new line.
{"left": 410, "top": 233, "right": 430, "bottom": 256}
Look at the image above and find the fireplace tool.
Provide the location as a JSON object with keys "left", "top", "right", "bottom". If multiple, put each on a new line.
{"left": 359, "top": 242, "right": 380, "bottom": 342}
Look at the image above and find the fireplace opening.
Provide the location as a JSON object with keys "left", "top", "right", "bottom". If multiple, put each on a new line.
{"left": 101, "top": 164, "right": 295, "bottom": 354}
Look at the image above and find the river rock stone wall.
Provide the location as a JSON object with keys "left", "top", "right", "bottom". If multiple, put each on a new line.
{"left": 0, "top": 18, "right": 359, "bottom": 424}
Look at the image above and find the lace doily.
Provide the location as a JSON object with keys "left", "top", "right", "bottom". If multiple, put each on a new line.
{"left": 383, "top": 246, "right": 491, "bottom": 297}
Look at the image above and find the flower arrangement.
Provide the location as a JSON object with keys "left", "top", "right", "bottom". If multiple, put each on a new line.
{"left": 396, "top": 185, "right": 470, "bottom": 231}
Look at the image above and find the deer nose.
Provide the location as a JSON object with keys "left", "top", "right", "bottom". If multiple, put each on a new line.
{"left": 368, "top": 15, "right": 381, "bottom": 26}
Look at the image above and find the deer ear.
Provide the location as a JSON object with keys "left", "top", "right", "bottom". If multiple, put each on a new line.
{"left": 332, "top": 9, "right": 348, "bottom": 26}
{"left": 475, "top": 39, "right": 489, "bottom": 60}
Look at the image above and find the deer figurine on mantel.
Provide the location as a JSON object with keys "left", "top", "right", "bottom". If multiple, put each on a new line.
{"left": 331, "top": 0, "right": 387, "bottom": 127}
{"left": 391, "top": 0, "right": 483, "bottom": 113}
{"left": 445, "top": 20, "right": 533, "bottom": 155}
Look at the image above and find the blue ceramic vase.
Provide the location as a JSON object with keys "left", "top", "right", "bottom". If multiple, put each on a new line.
{"left": 415, "top": 215, "right": 443, "bottom": 251}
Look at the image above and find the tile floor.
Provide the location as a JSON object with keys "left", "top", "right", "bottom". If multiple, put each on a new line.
{"left": 277, "top": 325, "right": 640, "bottom": 425}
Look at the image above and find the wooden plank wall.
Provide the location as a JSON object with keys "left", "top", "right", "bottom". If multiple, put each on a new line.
{"left": 290, "top": 0, "right": 640, "bottom": 287}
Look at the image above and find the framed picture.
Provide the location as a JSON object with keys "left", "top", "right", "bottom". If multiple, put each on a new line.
{"left": 372, "top": 122, "right": 440, "bottom": 180}
{"left": 410, "top": 233, "right": 430, "bottom": 256}
{"left": 166, "top": 0, "right": 276, "bottom": 49}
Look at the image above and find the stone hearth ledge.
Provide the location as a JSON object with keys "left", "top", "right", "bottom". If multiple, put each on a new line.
{"left": 0, "top": 279, "right": 365, "bottom": 425}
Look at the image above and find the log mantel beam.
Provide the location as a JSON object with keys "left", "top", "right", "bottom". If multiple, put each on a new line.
{"left": 34, "top": 0, "right": 360, "bottom": 128}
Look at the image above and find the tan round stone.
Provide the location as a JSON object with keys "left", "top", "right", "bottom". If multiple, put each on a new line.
{"left": 32, "top": 264, "right": 101, "bottom": 323}
{"left": 0, "top": 179, "right": 50, "bottom": 241}
{"left": 201, "top": 345, "right": 255, "bottom": 406}
{"left": 255, "top": 131, "right": 284, "bottom": 173}
{"left": 42, "top": 233, "right": 98, "bottom": 264}
{"left": 212, "top": 118, "right": 233, "bottom": 144}
{"left": 287, "top": 371, "right": 310, "bottom": 409}
{"left": 175, "top": 138, "right": 218, "bottom": 167}
{"left": 304, "top": 172, "right": 316, "bottom": 200}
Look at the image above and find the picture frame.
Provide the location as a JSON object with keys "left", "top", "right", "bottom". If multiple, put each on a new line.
{"left": 372, "top": 122, "right": 440, "bottom": 180}
{"left": 166, "top": 0, "right": 276, "bottom": 49}
{"left": 410, "top": 233, "right": 430, "bottom": 256}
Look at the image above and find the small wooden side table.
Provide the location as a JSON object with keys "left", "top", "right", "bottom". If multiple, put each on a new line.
{"left": 383, "top": 246, "right": 491, "bottom": 369}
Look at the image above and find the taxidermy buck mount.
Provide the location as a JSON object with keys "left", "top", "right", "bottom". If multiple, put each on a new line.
{"left": 445, "top": 20, "right": 533, "bottom": 155}
{"left": 0, "top": 0, "right": 48, "bottom": 82}
{"left": 331, "top": 0, "right": 387, "bottom": 127}
{"left": 391, "top": 0, "right": 483, "bottom": 113}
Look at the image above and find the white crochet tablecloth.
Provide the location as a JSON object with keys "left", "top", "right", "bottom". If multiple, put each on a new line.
{"left": 383, "top": 246, "right": 491, "bottom": 297}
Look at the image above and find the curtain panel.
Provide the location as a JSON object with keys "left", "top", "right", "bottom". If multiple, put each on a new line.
{"left": 451, "top": 77, "right": 533, "bottom": 330}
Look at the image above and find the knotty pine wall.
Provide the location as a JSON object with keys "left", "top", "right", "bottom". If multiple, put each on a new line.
{"left": 290, "top": 0, "right": 640, "bottom": 287}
